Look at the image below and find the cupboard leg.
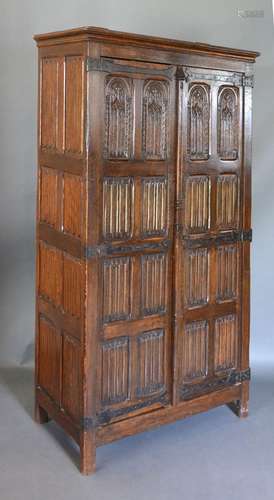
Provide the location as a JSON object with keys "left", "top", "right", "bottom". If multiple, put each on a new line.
{"left": 80, "top": 430, "right": 96, "bottom": 475}
{"left": 227, "top": 381, "right": 249, "bottom": 418}
{"left": 35, "top": 401, "right": 49, "bottom": 424}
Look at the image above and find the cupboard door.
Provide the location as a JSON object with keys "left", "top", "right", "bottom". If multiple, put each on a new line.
{"left": 174, "top": 66, "right": 247, "bottom": 402}
{"left": 90, "top": 58, "right": 176, "bottom": 423}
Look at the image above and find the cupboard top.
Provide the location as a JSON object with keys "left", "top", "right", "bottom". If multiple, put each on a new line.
{"left": 33, "top": 26, "right": 260, "bottom": 62}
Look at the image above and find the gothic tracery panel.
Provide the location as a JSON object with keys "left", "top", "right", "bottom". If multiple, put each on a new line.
{"left": 217, "top": 86, "right": 239, "bottom": 160}
{"left": 142, "top": 80, "right": 169, "bottom": 160}
{"left": 187, "top": 84, "right": 210, "bottom": 160}
{"left": 104, "top": 76, "right": 133, "bottom": 159}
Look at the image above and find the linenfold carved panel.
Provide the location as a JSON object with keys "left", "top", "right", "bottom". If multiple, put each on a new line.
{"left": 185, "top": 175, "right": 210, "bottom": 233}
{"left": 103, "top": 177, "right": 133, "bottom": 241}
{"left": 136, "top": 329, "right": 165, "bottom": 396}
{"left": 103, "top": 257, "right": 132, "bottom": 322}
{"left": 217, "top": 86, "right": 239, "bottom": 160}
{"left": 216, "top": 174, "right": 239, "bottom": 229}
{"left": 141, "top": 253, "right": 167, "bottom": 316}
{"left": 104, "top": 76, "right": 133, "bottom": 159}
{"left": 142, "top": 80, "right": 168, "bottom": 160}
{"left": 141, "top": 177, "right": 167, "bottom": 237}
{"left": 214, "top": 314, "right": 238, "bottom": 374}
{"left": 101, "top": 337, "right": 129, "bottom": 404}
{"left": 185, "top": 247, "right": 209, "bottom": 308}
{"left": 216, "top": 245, "right": 238, "bottom": 302}
{"left": 182, "top": 320, "right": 209, "bottom": 381}
{"left": 187, "top": 84, "right": 210, "bottom": 160}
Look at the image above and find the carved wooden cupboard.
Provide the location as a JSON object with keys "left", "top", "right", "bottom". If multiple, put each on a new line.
{"left": 33, "top": 27, "right": 259, "bottom": 474}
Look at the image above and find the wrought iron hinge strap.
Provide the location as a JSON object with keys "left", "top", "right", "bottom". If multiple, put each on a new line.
{"left": 80, "top": 392, "right": 169, "bottom": 429}
{"left": 182, "top": 229, "right": 252, "bottom": 247}
{"left": 243, "top": 75, "right": 254, "bottom": 88}
{"left": 86, "top": 57, "right": 176, "bottom": 79}
{"left": 242, "top": 229, "right": 252, "bottom": 242}
{"left": 176, "top": 66, "right": 243, "bottom": 86}
{"left": 181, "top": 368, "right": 251, "bottom": 401}
{"left": 84, "top": 240, "right": 171, "bottom": 259}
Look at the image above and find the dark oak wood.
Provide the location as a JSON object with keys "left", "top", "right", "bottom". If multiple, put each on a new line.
{"left": 34, "top": 26, "right": 259, "bottom": 474}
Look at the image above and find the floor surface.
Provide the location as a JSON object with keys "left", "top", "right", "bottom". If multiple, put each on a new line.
{"left": 0, "top": 364, "right": 273, "bottom": 500}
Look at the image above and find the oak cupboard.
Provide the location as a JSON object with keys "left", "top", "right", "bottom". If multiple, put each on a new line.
{"left": 33, "top": 26, "right": 259, "bottom": 474}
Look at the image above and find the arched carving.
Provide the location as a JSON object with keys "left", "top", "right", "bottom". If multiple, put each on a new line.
{"left": 187, "top": 84, "right": 210, "bottom": 160}
{"left": 217, "top": 87, "right": 239, "bottom": 160}
{"left": 104, "top": 76, "right": 133, "bottom": 159}
{"left": 142, "top": 80, "right": 169, "bottom": 160}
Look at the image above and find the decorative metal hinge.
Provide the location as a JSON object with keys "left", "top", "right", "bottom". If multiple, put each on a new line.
{"left": 242, "top": 229, "right": 253, "bottom": 242}
{"left": 176, "top": 66, "right": 189, "bottom": 81}
{"left": 176, "top": 67, "right": 242, "bottom": 86}
{"left": 80, "top": 393, "right": 169, "bottom": 429}
{"left": 181, "top": 368, "right": 251, "bottom": 400}
{"left": 84, "top": 240, "right": 171, "bottom": 259}
{"left": 243, "top": 75, "right": 254, "bottom": 88}
{"left": 99, "top": 393, "right": 169, "bottom": 425}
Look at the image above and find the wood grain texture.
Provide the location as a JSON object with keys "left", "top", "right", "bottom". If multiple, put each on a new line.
{"left": 65, "top": 56, "right": 84, "bottom": 155}
{"left": 63, "top": 173, "right": 83, "bottom": 238}
{"left": 40, "top": 57, "right": 59, "bottom": 150}
{"left": 62, "top": 334, "right": 81, "bottom": 421}
{"left": 39, "top": 242, "right": 63, "bottom": 307}
{"left": 38, "top": 316, "right": 61, "bottom": 403}
{"left": 40, "top": 167, "right": 59, "bottom": 228}
{"left": 63, "top": 255, "right": 83, "bottom": 318}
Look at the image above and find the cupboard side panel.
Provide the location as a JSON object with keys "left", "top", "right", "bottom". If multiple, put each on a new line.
{"left": 35, "top": 41, "right": 88, "bottom": 435}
